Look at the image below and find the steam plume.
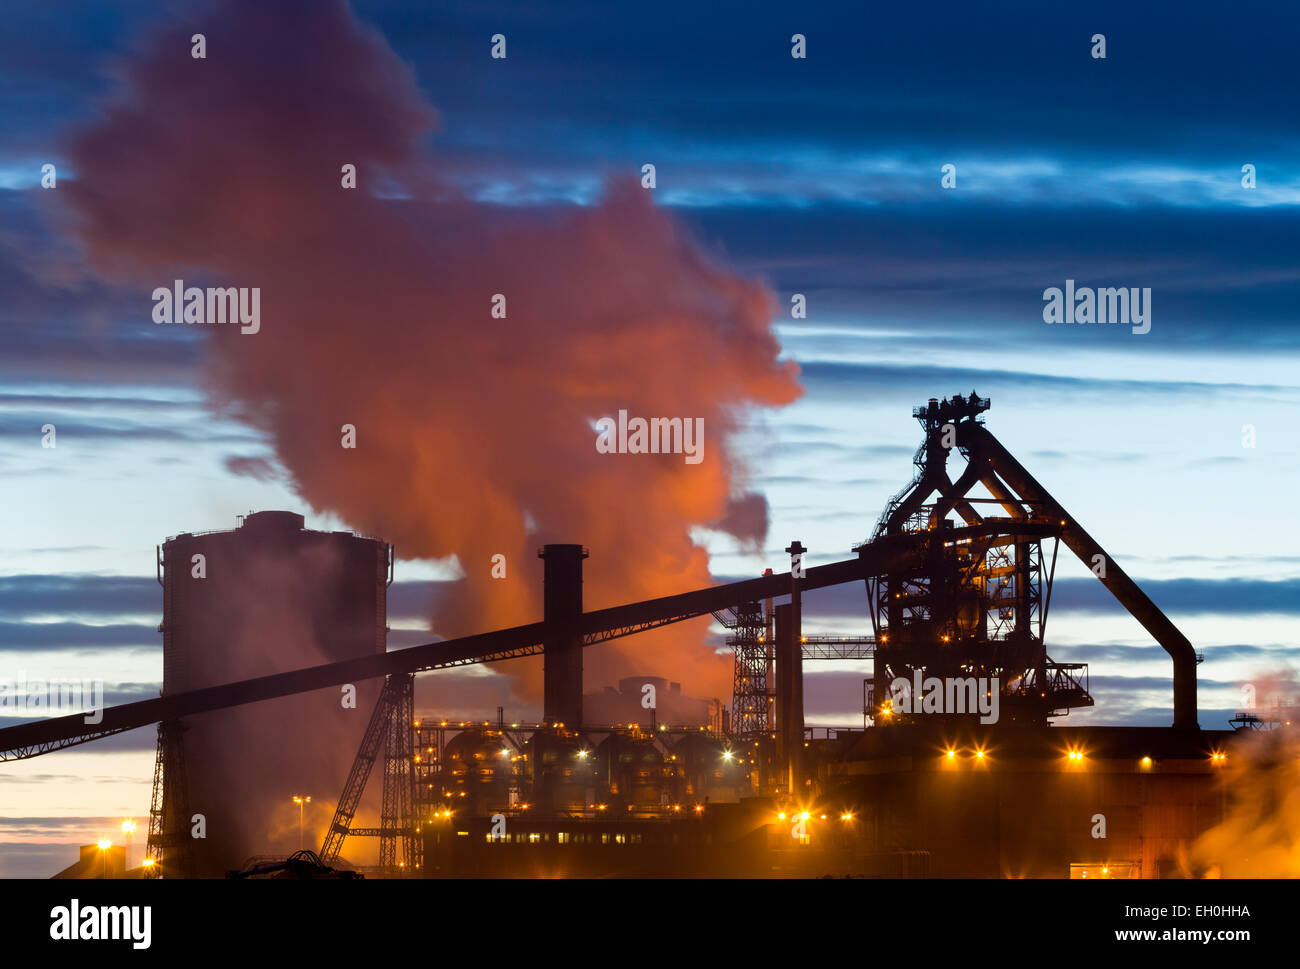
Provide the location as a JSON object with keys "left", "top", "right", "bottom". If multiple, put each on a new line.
{"left": 60, "top": 0, "right": 801, "bottom": 702}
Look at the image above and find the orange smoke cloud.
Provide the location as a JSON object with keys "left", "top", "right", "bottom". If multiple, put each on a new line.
{"left": 1192, "top": 727, "right": 1300, "bottom": 877}
{"left": 1191, "top": 667, "right": 1300, "bottom": 877}
{"left": 59, "top": 0, "right": 801, "bottom": 702}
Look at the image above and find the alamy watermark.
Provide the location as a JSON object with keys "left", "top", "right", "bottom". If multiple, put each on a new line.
{"left": 50, "top": 900, "right": 150, "bottom": 949}
{"left": 152, "top": 279, "right": 260, "bottom": 334}
{"left": 595, "top": 410, "right": 704, "bottom": 465}
{"left": 889, "top": 672, "right": 1000, "bottom": 724}
{"left": 1042, "top": 280, "right": 1150, "bottom": 335}
{"left": 0, "top": 673, "right": 104, "bottom": 724}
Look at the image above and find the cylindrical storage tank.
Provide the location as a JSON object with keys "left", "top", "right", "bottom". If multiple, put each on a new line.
{"left": 159, "top": 510, "right": 389, "bottom": 875}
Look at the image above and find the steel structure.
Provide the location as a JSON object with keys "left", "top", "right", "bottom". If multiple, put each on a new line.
{"left": 318, "top": 673, "right": 418, "bottom": 873}
{"left": 717, "top": 602, "right": 770, "bottom": 742}
{"left": 857, "top": 394, "right": 1196, "bottom": 728}
{"left": 0, "top": 395, "right": 1200, "bottom": 780}
{"left": 0, "top": 555, "right": 890, "bottom": 762}
{"left": 144, "top": 720, "right": 195, "bottom": 878}
{"left": 800, "top": 636, "right": 875, "bottom": 660}
{"left": 378, "top": 673, "right": 417, "bottom": 872}
{"left": 863, "top": 394, "right": 1089, "bottom": 724}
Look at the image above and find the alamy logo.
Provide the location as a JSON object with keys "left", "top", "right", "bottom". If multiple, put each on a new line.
{"left": 50, "top": 899, "right": 151, "bottom": 949}
{"left": 889, "top": 672, "right": 1000, "bottom": 724}
{"left": 0, "top": 673, "right": 103, "bottom": 724}
{"left": 152, "top": 279, "right": 260, "bottom": 334}
{"left": 595, "top": 410, "right": 704, "bottom": 465}
{"left": 1042, "top": 280, "right": 1150, "bottom": 335}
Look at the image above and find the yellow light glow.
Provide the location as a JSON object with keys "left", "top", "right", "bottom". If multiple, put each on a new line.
{"left": 97, "top": 840, "right": 111, "bottom": 850}
{"left": 142, "top": 858, "right": 155, "bottom": 867}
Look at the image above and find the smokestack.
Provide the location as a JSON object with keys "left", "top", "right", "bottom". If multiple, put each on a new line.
{"left": 540, "top": 544, "right": 588, "bottom": 728}
{"left": 775, "top": 603, "right": 804, "bottom": 794}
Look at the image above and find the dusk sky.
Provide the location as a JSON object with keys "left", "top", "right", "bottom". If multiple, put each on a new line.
{"left": 3, "top": 0, "right": 1299, "bottom": 877}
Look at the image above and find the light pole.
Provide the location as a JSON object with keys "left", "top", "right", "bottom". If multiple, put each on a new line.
{"left": 121, "top": 819, "right": 136, "bottom": 871}
{"left": 292, "top": 795, "right": 311, "bottom": 851}
{"left": 97, "top": 839, "right": 112, "bottom": 879}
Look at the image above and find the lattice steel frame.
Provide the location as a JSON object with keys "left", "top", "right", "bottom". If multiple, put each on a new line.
{"left": 725, "top": 602, "right": 770, "bottom": 741}
{"left": 144, "top": 719, "right": 195, "bottom": 878}
{"left": 379, "top": 673, "right": 417, "bottom": 874}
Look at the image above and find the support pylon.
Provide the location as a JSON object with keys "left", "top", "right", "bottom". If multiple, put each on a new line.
{"left": 379, "top": 673, "right": 417, "bottom": 874}
{"left": 144, "top": 719, "right": 195, "bottom": 878}
{"left": 319, "top": 673, "right": 418, "bottom": 875}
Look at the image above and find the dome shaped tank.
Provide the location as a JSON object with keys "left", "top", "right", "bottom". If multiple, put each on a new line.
{"left": 441, "top": 727, "right": 517, "bottom": 815}
{"left": 671, "top": 730, "right": 742, "bottom": 803}
{"left": 522, "top": 728, "right": 595, "bottom": 816}
{"left": 595, "top": 730, "right": 672, "bottom": 815}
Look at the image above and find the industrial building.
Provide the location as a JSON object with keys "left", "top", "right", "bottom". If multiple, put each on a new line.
{"left": 0, "top": 395, "right": 1264, "bottom": 878}
{"left": 150, "top": 510, "right": 390, "bottom": 876}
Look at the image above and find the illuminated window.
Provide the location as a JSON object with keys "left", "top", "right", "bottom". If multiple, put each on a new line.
{"left": 558, "top": 832, "right": 569, "bottom": 844}
{"left": 528, "top": 832, "right": 541, "bottom": 844}
{"left": 1069, "top": 862, "right": 1136, "bottom": 879}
